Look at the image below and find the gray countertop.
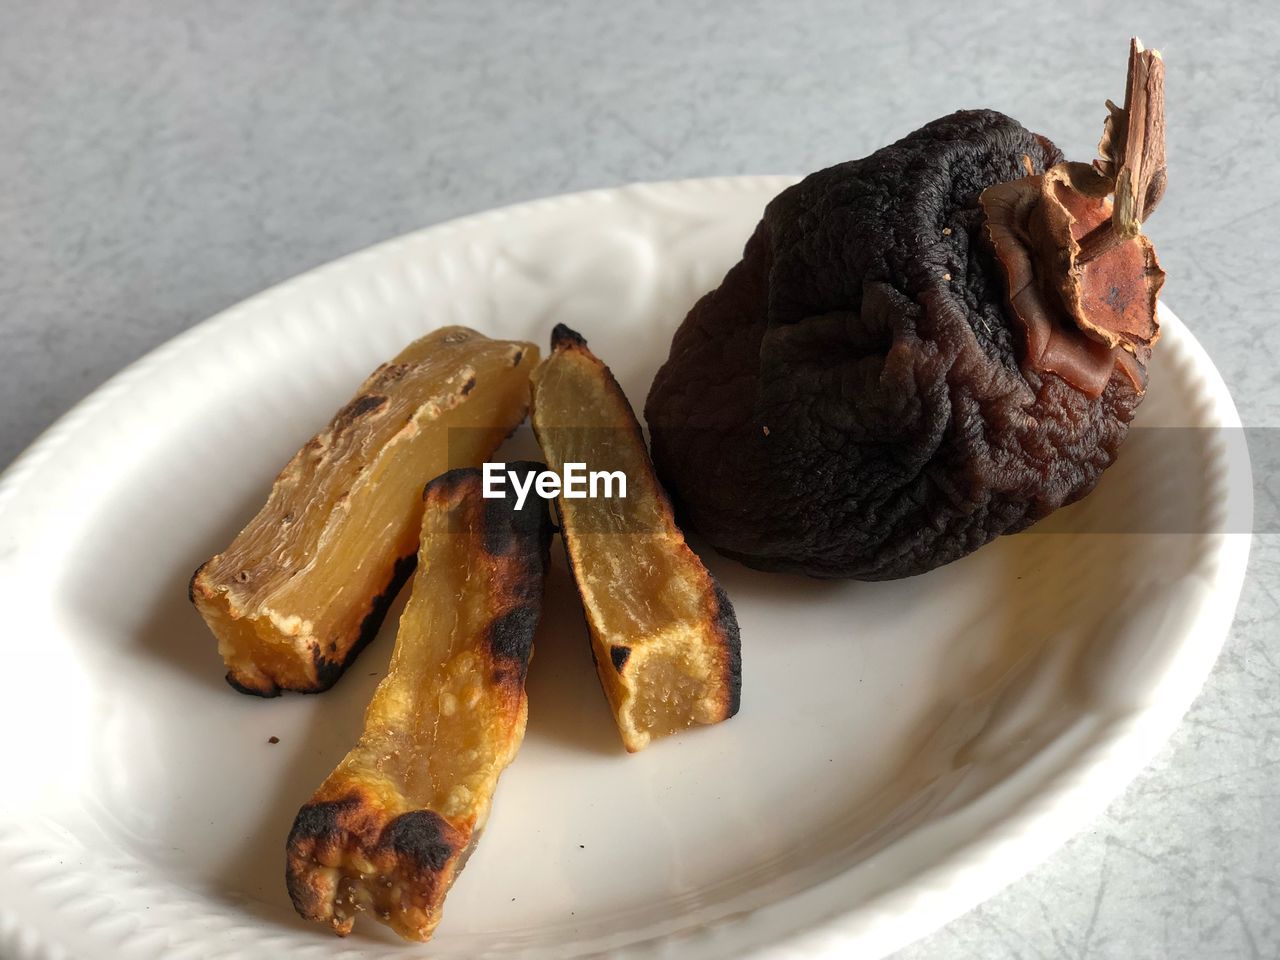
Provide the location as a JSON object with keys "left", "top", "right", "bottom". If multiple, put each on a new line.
{"left": 2, "top": 2, "right": 1276, "bottom": 957}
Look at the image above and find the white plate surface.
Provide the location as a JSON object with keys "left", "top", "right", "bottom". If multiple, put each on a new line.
{"left": 0, "top": 177, "right": 1252, "bottom": 960}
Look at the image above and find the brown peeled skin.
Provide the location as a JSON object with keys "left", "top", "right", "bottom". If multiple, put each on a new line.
{"left": 286, "top": 464, "right": 553, "bottom": 942}
{"left": 530, "top": 324, "right": 740, "bottom": 752}
{"left": 190, "top": 327, "right": 538, "bottom": 696}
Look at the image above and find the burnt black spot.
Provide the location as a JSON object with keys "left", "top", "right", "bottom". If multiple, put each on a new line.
{"left": 286, "top": 794, "right": 366, "bottom": 911}
{"left": 288, "top": 794, "right": 361, "bottom": 845}
{"left": 334, "top": 393, "right": 389, "bottom": 430}
{"left": 483, "top": 494, "right": 514, "bottom": 555}
{"left": 382, "top": 810, "right": 456, "bottom": 872}
{"left": 310, "top": 552, "right": 417, "bottom": 692}
{"left": 423, "top": 465, "right": 476, "bottom": 502}
{"left": 609, "top": 645, "right": 631, "bottom": 673}
{"left": 487, "top": 604, "right": 539, "bottom": 682}
{"left": 482, "top": 461, "right": 553, "bottom": 557}
{"left": 376, "top": 362, "right": 411, "bottom": 384}
{"left": 188, "top": 560, "right": 209, "bottom": 604}
{"left": 711, "top": 579, "right": 742, "bottom": 719}
{"left": 511, "top": 349, "right": 525, "bottom": 366}
{"left": 460, "top": 375, "right": 477, "bottom": 396}
{"left": 225, "top": 671, "right": 281, "bottom": 698}
{"left": 551, "top": 324, "right": 587, "bottom": 350}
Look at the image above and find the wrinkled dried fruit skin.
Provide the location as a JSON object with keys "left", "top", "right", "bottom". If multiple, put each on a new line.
{"left": 645, "top": 110, "right": 1144, "bottom": 580}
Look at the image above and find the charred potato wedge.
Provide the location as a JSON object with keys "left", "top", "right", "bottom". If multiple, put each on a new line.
{"left": 530, "top": 324, "right": 740, "bottom": 752}
{"left": 190, "top": 327, "right": 538, "bottom": 696}
{"left": 286, "top": 463, "right": 553, "bottom": 941}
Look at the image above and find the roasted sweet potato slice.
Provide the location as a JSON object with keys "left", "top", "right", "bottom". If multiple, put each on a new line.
{"left": 190, "top": 327, "right": 538, "bottom": 695}
{"left": 530, "top": 325, "right": 740, "bottom": 752}
{"left": 286, "top": 463, "right": 552, "bottom": 941}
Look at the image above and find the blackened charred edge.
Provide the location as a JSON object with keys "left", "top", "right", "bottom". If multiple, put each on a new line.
{"left": 287, "top": 793, "right": 364, "bottom": 851}
{"left": 285, "top": 794, "right": 363, "bottom": 914}
{"left": 423, "top": 464, "right": 547, "bottom": 551}
{"left": 382, "top": 810, "right": 459, "bottom": 874}
{"left": 609, "top": 645, "right": 631, "bottom": 673}
{"left": 225, "top": 671, "right": 281, "bottom": 698}
{"left": 423, "top": 465, "right": 479, "bottom": 502}
{"left": 483, "top": 462, "right": 554, "bottom": 679}
{"left": 487, "top": 604, "right": 540, "bottom": 684}
{"left": 310, "top": 552, "right": 418, "bottom": 692}
{"left": 188, "top": 560, "right": 209, "bottom": 604}
{"left": 460, "top": 375, "right": 477, "bottom": 396}
{"left": 482, "top": 494, "right": 514, "bottom": 556}
{"left": 191, "top": 565, "right": 288, "bottom": 698}
{"left": 550, "top": 323, "right": 588, "bottom": 351}
{"left": 285, "top": 795, "right": 461, "bottom": 923}
{"left": 482, "top": 460, "right": 553, "bottom": 558}
{"left": 710, "top": 579, "right": 742, "bottom": 720}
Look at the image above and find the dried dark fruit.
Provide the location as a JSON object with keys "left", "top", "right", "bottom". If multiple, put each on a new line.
{"left": 645, "top": 40, "right": 1166, "bottom": 580}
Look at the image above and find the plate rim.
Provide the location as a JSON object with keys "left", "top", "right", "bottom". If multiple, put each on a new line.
{"left": 0, "top": 176, "right": 1253, "bottom": 960}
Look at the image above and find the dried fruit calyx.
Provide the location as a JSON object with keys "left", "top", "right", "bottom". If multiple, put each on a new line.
{"left": 645, "top": 40, "right": 1167, "bottom": 581}
{"left": 981, "top": 38, "right": 1166, "bottom": 397}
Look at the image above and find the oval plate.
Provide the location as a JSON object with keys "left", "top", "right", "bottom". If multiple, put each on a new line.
{"left": 0, "top": 178, "right": 1251, "bottom": 960}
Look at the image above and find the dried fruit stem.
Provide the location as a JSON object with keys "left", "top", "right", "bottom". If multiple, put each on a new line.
{"left": 1077, "top": 38, "right": 1166, "bottom": 264}
{"left": 979, "top": 37, "right": 1165, "bottom": 393}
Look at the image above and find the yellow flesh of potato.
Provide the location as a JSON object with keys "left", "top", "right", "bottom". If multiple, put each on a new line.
{"left": 285, "top": 465, "right": 551, "bottom": 941}
{"left": 191, "top": 327, "right": 538, "bottom": 695}
{"left": 530, "top": 325, "right": 740, "bottom": 752}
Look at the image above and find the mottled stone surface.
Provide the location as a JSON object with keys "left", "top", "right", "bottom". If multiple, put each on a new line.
{"left": 2, "top": 2, "right": 1276, "bottom": 957}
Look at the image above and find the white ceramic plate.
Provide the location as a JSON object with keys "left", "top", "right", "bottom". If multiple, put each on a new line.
{"left": 0, "top": 178, "right": 1251, "bottom": 960}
